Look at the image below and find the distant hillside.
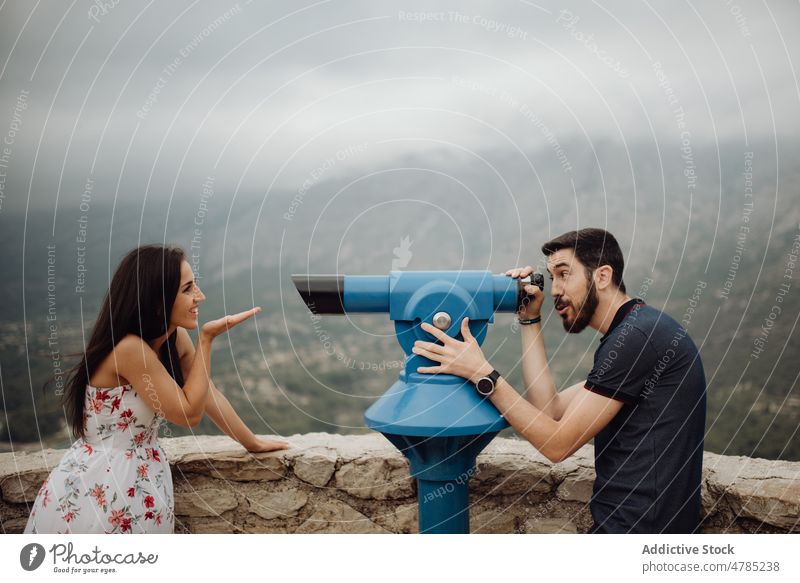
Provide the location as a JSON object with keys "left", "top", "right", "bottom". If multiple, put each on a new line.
{"left": 1, "top": 138, "right": 798, "bottom": 460}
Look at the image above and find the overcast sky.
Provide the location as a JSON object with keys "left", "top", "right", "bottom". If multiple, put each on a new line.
{"left": 0, "top": 0, "right": 798, "bottom": 213}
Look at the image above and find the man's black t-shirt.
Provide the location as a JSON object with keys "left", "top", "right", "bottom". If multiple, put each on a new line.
{"left": 584, "top": 298, "right": 707, "bottom": 533}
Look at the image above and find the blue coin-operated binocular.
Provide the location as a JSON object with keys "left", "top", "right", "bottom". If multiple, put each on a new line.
{"left": 292, "top": 270, "right": 543, "bottom": 533}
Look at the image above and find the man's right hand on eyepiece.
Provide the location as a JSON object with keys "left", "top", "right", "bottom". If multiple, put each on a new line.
{"left": 505, "top": 265, "right": 545, "bottom": 320}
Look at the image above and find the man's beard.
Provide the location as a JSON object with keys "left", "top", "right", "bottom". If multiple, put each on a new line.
{"left": 560, "top": 281, "right": 599, "bottom": 334}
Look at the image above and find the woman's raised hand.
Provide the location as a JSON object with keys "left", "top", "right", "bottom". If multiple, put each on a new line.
{"left": 200, "top": 307, "right": 262, "bottom": 340}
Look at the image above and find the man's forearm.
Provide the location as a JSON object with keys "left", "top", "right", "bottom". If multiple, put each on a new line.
{"left": 488, "top": 378, "right": 563, "bottom": 462}
{"left": 520, "top": 322, "right": 561, "bottom": 418}
{"left": 204, "top": 382, "right": 258, "bottom": 448}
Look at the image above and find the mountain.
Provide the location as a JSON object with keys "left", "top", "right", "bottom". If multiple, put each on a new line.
{"left": 1, "top": 138, "right": 798, "bottom": 460}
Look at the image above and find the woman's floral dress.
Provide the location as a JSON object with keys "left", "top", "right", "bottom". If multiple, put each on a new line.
{"left": 24, "top": 384, "right": 174, "bottom": 533}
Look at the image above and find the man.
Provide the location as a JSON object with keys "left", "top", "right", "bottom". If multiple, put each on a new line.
{"left": 412, "top": 228, "right": 707, "bottom": 533}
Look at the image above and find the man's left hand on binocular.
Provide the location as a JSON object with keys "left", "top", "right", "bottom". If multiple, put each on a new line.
{"left": 413, "top": 318, "right": 493, "bottom": 384}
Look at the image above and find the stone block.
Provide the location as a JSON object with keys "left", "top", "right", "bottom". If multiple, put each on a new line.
{"left": 291, "top": 447, "right": 337, "bottom": 488}
{"left": 174, "top": 487, "right": 238, "bottom": 517}
{"left": 523, "top": 517, "right": 578, "bottom": 534}
{"left": 295, "top": 499, "right": 388, "bottom": 534}
{"left": 247, "top": 489, "right": 308, "bottom": 520}
{"left": 471, "top": 507, "right": 520, "bottom": 533}
{"left": 473, "top": 454, "right": 553, "bottom": 496}
{"left": 334, "top": 455, "right": 414, "bottom": 500}
{"left": 556, "top": 467, "right": 594, "bottom": 503}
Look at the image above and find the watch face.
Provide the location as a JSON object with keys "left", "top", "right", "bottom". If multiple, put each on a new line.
{"left": 476, "top": 377, "right": 493, "bottom": 396}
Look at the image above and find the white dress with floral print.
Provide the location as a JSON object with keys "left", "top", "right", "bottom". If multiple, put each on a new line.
{"left": 24, "top": 384, "right": 174, "bottom": 534}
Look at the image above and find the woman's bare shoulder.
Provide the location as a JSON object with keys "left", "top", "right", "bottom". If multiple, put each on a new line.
{"left": 175, "top": 327, "right": 194, "bottom": 357}
{"left": 91, "top": 334, "right": 145, "bottom": 387}
{"left": 114, "top": 333, "right": 150, "bottom": 356}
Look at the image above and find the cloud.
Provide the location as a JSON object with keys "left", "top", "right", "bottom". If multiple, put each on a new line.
{"left": 0, "top": 0, "right": 797, "bottom": 212}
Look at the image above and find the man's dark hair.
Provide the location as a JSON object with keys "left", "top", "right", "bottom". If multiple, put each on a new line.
{"left": 541, "top": 228, "right": 627, "bottom": 293}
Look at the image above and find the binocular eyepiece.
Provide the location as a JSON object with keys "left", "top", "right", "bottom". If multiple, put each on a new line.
{"left": 518, "top": 273, "right": 545, "bottom": 310}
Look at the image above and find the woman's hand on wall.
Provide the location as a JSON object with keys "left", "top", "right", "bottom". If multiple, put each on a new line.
{"left": 244, "top": 436, "right": 291, "bottom": 453}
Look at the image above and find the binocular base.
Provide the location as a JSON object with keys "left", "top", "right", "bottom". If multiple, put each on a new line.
{"left": 364, "top": 375, "right": 509, "bottom": 437}
{"left": 365, "top": 373, "right": 508, "bottom": 533}
{"left": 380, "top": 431, "right": 499, "bottom": 534}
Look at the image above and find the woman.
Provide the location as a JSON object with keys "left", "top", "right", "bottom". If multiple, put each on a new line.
{"left": 25, "top": 244, "right": 288, "bottom": 533}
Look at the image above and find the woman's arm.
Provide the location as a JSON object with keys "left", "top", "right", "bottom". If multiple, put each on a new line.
{"left": 175, "top": 328, "right": 288, "bottom": 452}
{"left": 116, "top": 333, "right": 212, "bottom": 428}
{"left": 205, "top": 381, "right": 254, "bottom": 445}
{"left": 116, "top": 309, "right": 260, "bottom": 427}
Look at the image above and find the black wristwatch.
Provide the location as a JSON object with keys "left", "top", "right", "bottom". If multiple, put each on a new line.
{"left": 475, "top": 369, "right": 501, "bottom": 397}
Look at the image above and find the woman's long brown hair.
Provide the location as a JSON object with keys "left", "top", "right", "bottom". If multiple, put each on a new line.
{"left": 62, "top": 244, "right": 186, "bottom": 440}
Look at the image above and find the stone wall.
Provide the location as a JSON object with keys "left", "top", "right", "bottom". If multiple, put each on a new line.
{"left": 1, "top": 433, "right": 798, "bottom": 533}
